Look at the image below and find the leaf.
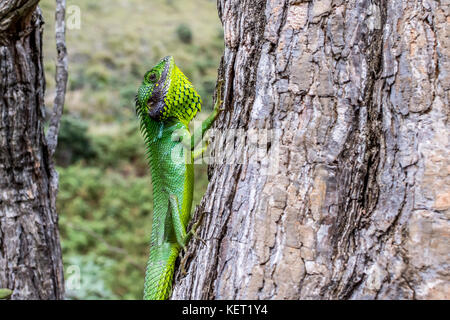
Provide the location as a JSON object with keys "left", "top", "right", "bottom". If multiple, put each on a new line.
{"left": 0, "top": 289, "right": 13, "bottom": 300}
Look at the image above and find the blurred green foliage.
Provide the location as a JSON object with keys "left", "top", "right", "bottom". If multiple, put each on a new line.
{"left": 176, "top": 23, "right": 193, "bottom": 44}
{"left": 55, "top": 115, "right": 96, "bottom": 166}
{"left": 58, "top": 164, "right": 153, "bottom": 299}
{"left": 41, "top": 0, "right": 223, "bottom": 299}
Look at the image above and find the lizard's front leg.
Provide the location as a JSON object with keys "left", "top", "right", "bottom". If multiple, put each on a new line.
{"left": 191, "top": 80, "right": 224, "bottom": 150}
{"left": 192, "top": 140, "right": 209, "bottom": 161}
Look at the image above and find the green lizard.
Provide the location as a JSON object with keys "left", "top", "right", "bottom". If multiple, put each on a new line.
{"left": 135, "top": 56, "right": 222, "bottom": 300}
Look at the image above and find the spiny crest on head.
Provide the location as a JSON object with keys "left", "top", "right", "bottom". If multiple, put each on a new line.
{"left": 136, "top": 56, "right": 202, "bottom": 126}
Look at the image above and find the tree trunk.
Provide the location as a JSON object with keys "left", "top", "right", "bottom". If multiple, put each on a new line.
{"left": 0, "top": 1, "right": 64, "bottom": 299}
{"left": 172, "top": 0, "right": 449, "bottom": 299}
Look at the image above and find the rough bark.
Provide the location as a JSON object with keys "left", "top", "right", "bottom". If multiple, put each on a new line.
{"left": 0, "top": 1, "right": 64, "bottom": 299}
{"left": 173, "top": 0, "right": 449, "bottom": 299}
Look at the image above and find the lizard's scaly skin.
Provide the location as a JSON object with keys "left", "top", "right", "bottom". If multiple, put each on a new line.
{"left": 136, "top": 56, "right": 219, "bottom": 300}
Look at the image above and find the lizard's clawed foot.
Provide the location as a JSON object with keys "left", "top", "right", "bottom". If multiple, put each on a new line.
{"left": 179, "top": 211, "right": 210, "bottom": 276}
{"left": 179, "top": 252, "right": 189, "bottom": 276}
{"left": 187, "top": 211, "right": 209, "bottom": 246}
{"left": 191, "top": 229, "right": 207, "bottom": 246}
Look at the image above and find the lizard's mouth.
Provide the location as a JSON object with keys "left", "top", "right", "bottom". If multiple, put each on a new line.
{"left": 146, "top": 96, "right": 153, "bottom": 109}
{"left": 146, "top": 89, "right": 166, "bottom": 120}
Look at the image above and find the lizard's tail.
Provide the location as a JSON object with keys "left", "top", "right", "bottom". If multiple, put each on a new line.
{"left": 143, "top": 244, "right": 179, "bottom": 300}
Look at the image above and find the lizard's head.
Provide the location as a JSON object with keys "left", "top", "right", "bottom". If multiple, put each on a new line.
{"left": 136, "top": 56, "right": 202, "bottom": 124}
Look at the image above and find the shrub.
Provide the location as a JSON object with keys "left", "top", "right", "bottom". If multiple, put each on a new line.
{"left": 57, "top": 165, "right": 154, "bottom": 299}
{"left": 55, "top": 115, "right": 96, "bottom": 166}
{"left": 85, "top": 65, "right": 111, "bottom": 90}
{"left": 176, "top": 23, "right": 193, "bottom": 44}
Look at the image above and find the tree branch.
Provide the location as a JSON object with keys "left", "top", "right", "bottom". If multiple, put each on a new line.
{"left": 46, "top": 0, "right": 68, "bottom": 156}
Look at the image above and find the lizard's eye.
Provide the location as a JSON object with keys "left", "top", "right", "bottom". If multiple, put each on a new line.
{"left": 148, "top": 73, "right": 157, "bottom": 82}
